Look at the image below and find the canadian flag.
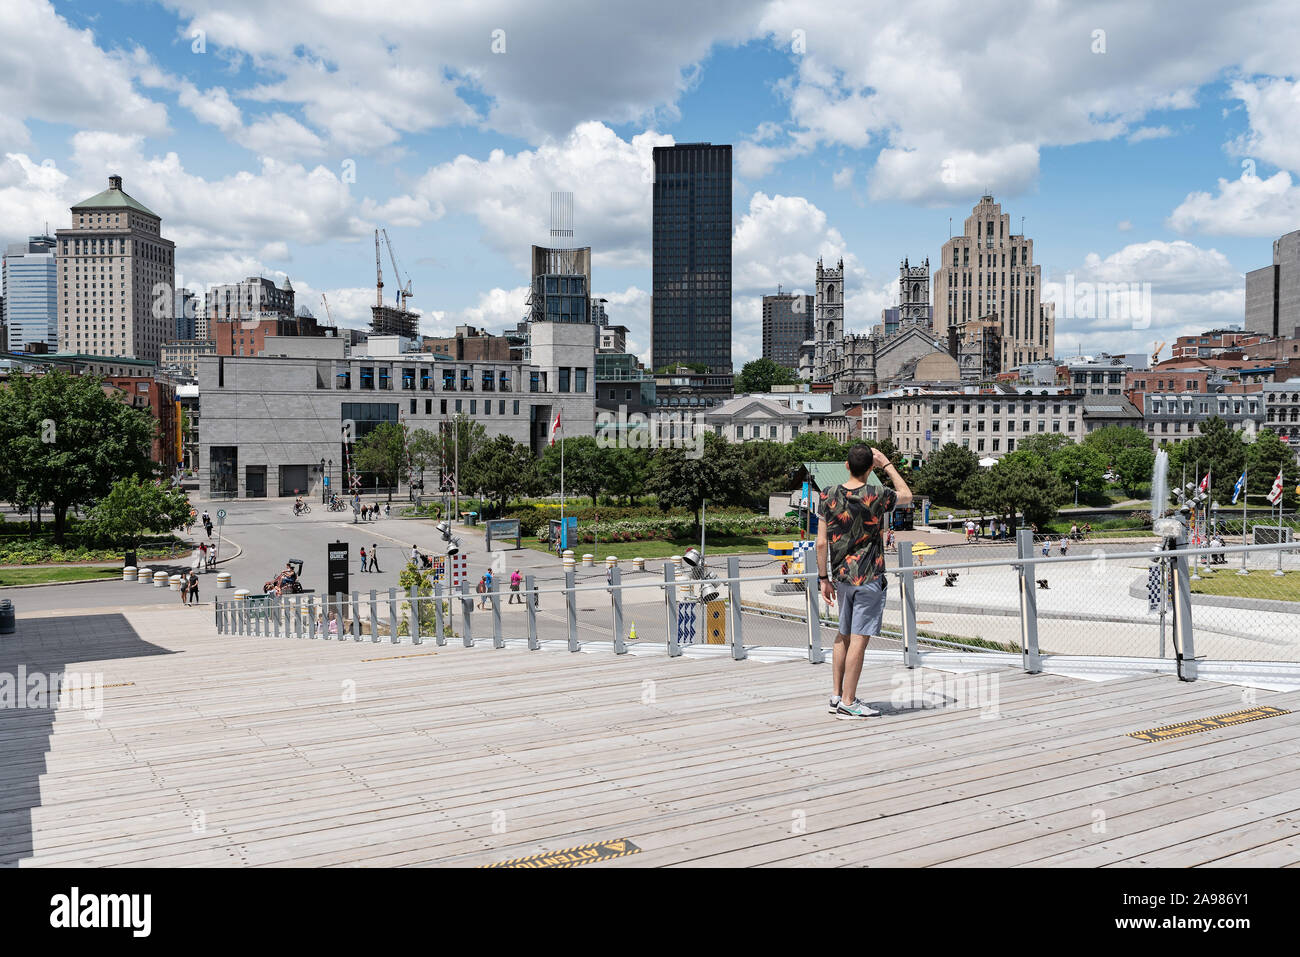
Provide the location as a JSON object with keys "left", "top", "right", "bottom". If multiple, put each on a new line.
{"left": 549, "top": 410, "right": 562, "bottom": 447}
{"left": 1198, "top": 473, "right": 1210, "bottom": 493}
{"left": 1267, "top": 470, "right": 1285, "bottom": 505}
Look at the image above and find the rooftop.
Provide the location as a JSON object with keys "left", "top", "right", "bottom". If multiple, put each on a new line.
{"left": 70, "top": 175, "right": 160, "bottom": 218}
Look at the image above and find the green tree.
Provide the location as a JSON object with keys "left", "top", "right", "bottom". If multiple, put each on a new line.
{"left": 1113, "top": 444, "right": 1156, "bottom": 498}
{"left": 737, "top": 440, "right": 797, "bottom": 511}
{"left": 461, "top": 435, "right": 539, "bottom": 515}
{"left": 84, "top": 476, "right": 192, "bottom": 552}
{"left": 915, "top": 442, "right": 979, "bottom": 506}
{"left": 353, "top": 422, "right": 410, "bottom": 502}
{"left": 787, "top": 431, "right": 848, "bottom": 466}
{"left": 1049, "top": 442, "right": 1108, "bottom": 502}
{"left": 961, "top": 452, "right": 1069, "bottom": 527}
{"left": 539, "top": 436, "right": 608, "bottom": 505}
{"left": 1082, "top": 425, "right": 1150, "bottom": 465}
{"left": 1015, "top": 433, "right": 1074, "bottom": 461}
{"left": 0, "top": 370, "right": 156, "bottom": 543}
{"left": 602, "top": 447, "right": 651, "bottom": 505}
{"left": 1167, "top": 417, "right": 1247, "bottom": 505}
{"left": 735, "top": 358, "right": 799, "bottom": 394}
{"left": 1248, "top": 428, "right": 1299, "bottom": 510}
{"left": 645, "top": 433, "right": 746, "bottom": 531}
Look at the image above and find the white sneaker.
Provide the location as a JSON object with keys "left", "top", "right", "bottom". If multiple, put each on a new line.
{"left": 828, "top": 695, "right": 841, "bottom": 714}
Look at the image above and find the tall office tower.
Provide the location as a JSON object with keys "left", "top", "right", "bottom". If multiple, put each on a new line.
{"left": 1245, "top": 229, "right": 1300, "bottom": 339}
{"left": 651, "top": 142, "right": 732, "bottom": 373}
{"left": 520, "top": 191, "right": 594, "bottom": 362}
{"left": 2, "top": 235, "right": 58, "bottom": 352}
{"left": 56, "top": 175, "right": 175, "bottom": 361}
{"left": 762, "top": 288, "right": 814, "bottom": 372}
{"left": 812, "top": 257, "right": 844, "bottom": 382}
{"left": 932, "top": 194, "right": 1054, "bottom": 372}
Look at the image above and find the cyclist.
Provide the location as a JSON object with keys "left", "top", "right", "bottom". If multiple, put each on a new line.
{"left": 294, "top": 496, "right": 306, "bottom": 516}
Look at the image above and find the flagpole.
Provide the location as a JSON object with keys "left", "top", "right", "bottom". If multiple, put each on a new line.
{"left": 1240, "top": 464, "right": 1248, "bottom": 575}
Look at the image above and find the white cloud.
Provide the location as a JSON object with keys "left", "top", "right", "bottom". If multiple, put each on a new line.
{"left": 0, "top": 0, "right": 169, "bottom": 147}
{"left": 1118, "top": 219, "right": 1133, "bottom": 231}
{"left": 832, "top": 166, "right": 854, "bottom": 190}
{"left": 870, "top": 141, "right": 1039, "bottom": 205}
{"left": 1128, "top": 125, "right": 1173, "bottom": 144}
{"left": 1168, "top": 169, "right": 1300, "bottom": 237}
{"left": 1228, "top": 77, "right": 1300, "bottom": 173}
{"left": 0, "top": 153, "right": 72, "bottom": 235}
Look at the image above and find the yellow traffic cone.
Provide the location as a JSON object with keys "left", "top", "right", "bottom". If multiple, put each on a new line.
{"left": 629, "top": 621, "right": 637, "bottom": 640}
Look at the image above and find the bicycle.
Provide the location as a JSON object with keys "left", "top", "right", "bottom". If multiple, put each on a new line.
{"left": 293, "top": 503, "right": 312, "bottom": 516}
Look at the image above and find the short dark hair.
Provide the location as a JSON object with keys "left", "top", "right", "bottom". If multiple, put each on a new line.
{"left": 846, "top": 443, "right": 873, "bottom": 478}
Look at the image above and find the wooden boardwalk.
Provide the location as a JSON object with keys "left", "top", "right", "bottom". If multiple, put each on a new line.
{"left": 3, "top": 605, "right": 1300, "bottom": 867}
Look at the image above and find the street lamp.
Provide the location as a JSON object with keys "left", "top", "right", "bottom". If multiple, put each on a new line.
{"left": 320, "top": 457, "right": 326, "bottom": 503}
{"left": 1074, "top": 479, "right": 1079, "bottom": 507}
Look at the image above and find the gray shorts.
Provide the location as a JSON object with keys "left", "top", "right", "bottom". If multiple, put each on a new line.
{"left": 836, "top": 578, "right": 887, "bottom": 638}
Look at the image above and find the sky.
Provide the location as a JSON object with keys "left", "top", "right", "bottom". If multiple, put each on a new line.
{"left": 2, "top": 0, "right": 1299, "bottom": 366}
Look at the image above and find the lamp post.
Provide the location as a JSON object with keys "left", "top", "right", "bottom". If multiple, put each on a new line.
{"left": 1074, "top": 479, "right": 1079, "bottom": 507}
{"left": 320, "top": 457, "right": 326, "bottom": 503}
{"left": 1209, "top": 501, "right": 1219, "bottom": 571}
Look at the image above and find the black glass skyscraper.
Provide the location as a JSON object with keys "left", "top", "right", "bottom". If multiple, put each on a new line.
{"left": 651, "top": 143, "right": 732, "bottom": 373}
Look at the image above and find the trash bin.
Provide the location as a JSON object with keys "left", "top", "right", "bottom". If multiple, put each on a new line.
{"left": 465, "top": 512, "right": 478, "bottom": 526}
{"left": 0, "top": 599, "right": 14, "bottom": 635}
{"left": 124, "top": 548, "right": 137, "bottom": 569}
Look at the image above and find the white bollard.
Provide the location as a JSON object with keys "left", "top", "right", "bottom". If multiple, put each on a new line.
{"left": 582, "top": 554, "right": 594, "bottom": 567}
{"left": 122, "top": 566, "right": 138, "bottom": 582}
{"left": 671, "top": 555, "right": 683, "bottom": 571}
{"left": 153, "top": 570, "right": 169, "bottom": 587}
{"left": 233, "top": 588, "right": 250, "bottom": 602}
{"left": 606, "top": 556, "right": 618, "bottom": 569}
{"left": 137, "top": 567, "right": 152, "bottom": 585}
{"left": 216, "top": 571, "right": 232, "bottom": 589}
{"left": 169, "top": 573, "right": 183, "bottom": 591}
{"left": 633, "top": 557, "right": 645, "bottom": 571}
{"left": 562, "top": 549, "right": 575, "bottom": 563}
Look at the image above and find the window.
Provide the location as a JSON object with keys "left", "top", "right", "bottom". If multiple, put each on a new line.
{"left": 483, "top": 370, "right": 495, "bottom": 391}
{"left": 1038, "top": 420, "right": 1045, "bottom": 432}
{"left": 558, "top": 368, "right": 571, "bottom": 393}
{"left": 470, "top": 400, "right": 477, "bottom": 414}
{"left": 379, "top": 367, "right": 391, "bottom": 391}
{"left": 360, "top": 367, "right": 375, "bottom": 390}
{"left": 440, "top": 399, "right": 447, "bottom": 415}
{"left": 455, "top": 399, "right": 462, "bottom": 413}
{"left": 443, "top": 369, "right": 455, "bottom": 390}
{"left": 425, "top": 399, "right": 432, "bottom": 415}
{"left": 499, "top": 372, "right": 510, "bottom": 392}
{"left": 409, "top": 399, "right": 416, "bottom": 414}
{"left": 575, "top": 368, "right": 587, "bottom": 392}
{"left": 769, "top": 426, "right": 777, "bottom": 438}
{"left": 752, "top": 425, "right": 761, "bottom": 438}
{"left": 402, "top": 368, "right": 415, "bottom": 390}
{"left": 420, "top": 369, "right": 432, "bottom": 391}
{"left": 461, "top": 370, "right": 473, "bottom": 391}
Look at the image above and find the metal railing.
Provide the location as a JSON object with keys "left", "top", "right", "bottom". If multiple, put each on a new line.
{"left": 214, "top": 537, "right": 1300, "bottom": 683}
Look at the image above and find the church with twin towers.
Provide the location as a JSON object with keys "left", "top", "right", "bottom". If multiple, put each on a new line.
{"left": 785, "top": 194, "right": 1056, "bottom": 393}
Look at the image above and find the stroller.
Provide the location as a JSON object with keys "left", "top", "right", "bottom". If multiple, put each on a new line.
{"left": 264, "top": 558, "right": 305, "bottom": 595}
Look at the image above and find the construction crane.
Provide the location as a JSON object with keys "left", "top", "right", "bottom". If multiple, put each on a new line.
{"left": 319, "top": 293, "right": 336, "bottom": 328}
{"left": 1151, "top": 340, "right": 1165, "bottom": 365}
{"left": 381, "top": 228, "right": 414, "bottom": 311}
{"left": 374, "top": 229, "right": 384, "bottom": 308}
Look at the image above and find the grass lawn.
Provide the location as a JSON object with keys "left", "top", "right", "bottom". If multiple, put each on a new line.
{"left": 1190, "top": 569, "right": 1300, "bottom": 602}
{"left": 0, "top": 566, "right": 124, "bottom": 586}
{"left": 517, "top": 534, "right": 782, "bottom": 562}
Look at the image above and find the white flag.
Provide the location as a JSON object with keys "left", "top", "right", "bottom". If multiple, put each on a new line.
{"left": 1267, "top": 470, "right": 1285, "bottom": 505}
{"left": 549, "top": 410, "right": 561, "bottom": 447}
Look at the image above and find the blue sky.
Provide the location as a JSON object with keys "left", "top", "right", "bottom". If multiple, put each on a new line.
{"left": 3, "top": 0, "right": 1300, "bottom": 364}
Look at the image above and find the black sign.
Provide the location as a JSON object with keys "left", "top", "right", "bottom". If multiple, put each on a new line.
{"left": 327, "top": 541, "right": 350, "bottom": 598}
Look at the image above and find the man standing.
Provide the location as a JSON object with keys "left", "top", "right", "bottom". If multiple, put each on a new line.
{"left": 817, "top": 445, "right": 913, "bottom": 720}
{"left": 369, "top": 544, "right": 381, "bottom": 573}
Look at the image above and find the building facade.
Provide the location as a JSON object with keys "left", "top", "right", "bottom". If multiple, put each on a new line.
{"left": 704, "top": 396, "right": 805, "bottom": 443}
{"left": 1144, "top": 389, "right": 1264, "bottom": 446}
{"left": 651, "top": 142, "right": 732, "bottom": 373}
{"left": 1263, "top": 378, "right": 1300, "bottom": 462}
{"left": 2, "top": 236, "right": 58, "bottom": 352}
{"left": 56, "top": 175, "right": 175, "bottom": 362}
{"left": 160, "top": 338, "right": 216, "bottom": 377}
{"left": 761, "top": 290, "right": 814, "bottom": 371}
{"left": 878, "top": 258, "right": 932, "bottom": 337}
{"left": 198, "top": 323, "right": 595, "bottom": 498}
{"left": 1246, "top": 230, "right": 1300, "bottom": 339}
{"left": 932, "top": 194, "right": 1054, "bottom": 372}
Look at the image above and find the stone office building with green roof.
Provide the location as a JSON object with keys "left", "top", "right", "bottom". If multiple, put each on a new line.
{"left": 55, "top": 175, "right": 175, "bottom": 363}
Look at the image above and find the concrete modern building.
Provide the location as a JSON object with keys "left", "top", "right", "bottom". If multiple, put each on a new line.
{"left": 653, "top": 365, "right": 733, "bottom": 411}
{"left": 762, "top": 289, "right": 814, "bottom": 371}
{"left": 598, "top": 324, "right": 629, "bottom": 354}
{"left": 1246, "top": 230, "right": 1300, "bottom": 339}
{"left": 933, "top": 194, "right": 1055, "bottom": 371}
{"left": 3, "top": 235, "right": 58, "bottom": 352}
{"left": 652, "top": 142, "right": 732, "bottom": 373}
{"left": 594, "top": 352, "right": 655, "bottom": 418}
{"left": 56, "top": 175, "right": 175, "bottom": 362}
{"left": 174, "top": 288, "right": 199, "bottom": 340}
{"left": 197, "top": 322, "right": 595, "bottom": 499}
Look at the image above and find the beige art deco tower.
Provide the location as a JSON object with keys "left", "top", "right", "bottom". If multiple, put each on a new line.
{"left": 56, "top": 174, "right": 175, "bottom": 362}
{"left": 932, "top": 194, "right": 1054, "bottom": 372}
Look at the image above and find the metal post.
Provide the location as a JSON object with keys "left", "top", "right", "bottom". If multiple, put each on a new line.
{"left": 433, "top": 580, "right": 446, "bottom": 646}
{"left": 610, "top": 565, "right": 626, "bottom": 655}
{"left": 805, "top": 569, "right": 825, "bottom": 665}
{"left": 388, "top": 588, "right": 399, "bottom": 644}
{"left": 368, "top": 589, "right": 380, "bottom": 643}
{"left": 664, "top": 562, "right": 681, "bottom": 658}
{"left": 565, "top": 569, "right": 579, "bottom": 653}
{"left": 273, "top": 597, "right": 282, "bottom": 638}
{"left": 460, "top": 580, "right": 473, "bottom": 648}
{"left": 351, "top": 590, "right": 361, "bottom": 641}
{"left": 307, "top": 595, "right": 317, "bottom": 639}
{"left": 214, "top": 599, "right": 223, "bottom": 634}
{"left": 1016, "top": 529, "right": 1041, "bottom": 674}
{"left": 526, "top": 574, "right": 539, "bottom": 650}
{"left": 726, "top": 556, "right": 747, "bottom": 661}
{"left": 1170, "top": 525, "right": 1198, "bottom": 681}
{"left": 491, "top": 585, "right": 504, "bottom": 649}
{"left": 898, "top": 544, "right": 920, "bottom": 669}
{"left": 409, "top": 586, "right": 421, "bottom": 645}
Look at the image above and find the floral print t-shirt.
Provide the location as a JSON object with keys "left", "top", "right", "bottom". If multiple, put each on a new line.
{"left": 818, "top": 482, "right": 898, "bottom": 586}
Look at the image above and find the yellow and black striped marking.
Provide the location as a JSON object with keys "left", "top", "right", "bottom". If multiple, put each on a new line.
{"left": 361, "top": 652, "right": 439, "bottom": 662}
{"left": 1129, "top": 705, "right": 1290, "bottom": 743}
{"left": 482, "top": 838, "right": 642, "bottom": 869}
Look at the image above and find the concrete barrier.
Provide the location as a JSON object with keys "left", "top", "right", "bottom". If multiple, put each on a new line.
{"left": 122, "top": 566, "right": 138, "bottom": 582}
{"left": 168, "top": 574, "right": 183, "bottom": 591}
{"left": 606, "top": 556, "right": 618, "bottom": 569}
{"left": 216, "top": 571, "right": 232, "bottom": 589}
{"left": 137, "top": 567, "right": 152, "bottom": 584}
{"left": 152, "top": 570, "right": 169, "bottom": 587}
{"left": 582, "top": 554, "right": 594, "bottom": 567}
{"left": 233, "top": 588, "right": 249, "bottom": 602}
{"left": 633, "top": 557, "right": 645, "bottom": 571}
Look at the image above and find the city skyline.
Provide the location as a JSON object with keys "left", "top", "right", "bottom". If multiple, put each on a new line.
{"left": 3, "top": 1, "right": 1300, "bottom": 365}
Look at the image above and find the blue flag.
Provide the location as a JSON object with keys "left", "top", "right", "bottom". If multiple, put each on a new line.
{"left": 1231, "top": 471, "right": 1247, "bottom": 505}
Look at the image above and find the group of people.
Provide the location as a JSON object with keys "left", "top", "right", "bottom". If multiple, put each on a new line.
{"left": 358, "top": 544, "right": 382, "bottom": 573}
{"left": 1068, "top": 523, "right": 1093, "bottom": 541}
{"left": 960, "top": 518, "right": 1015, "bottom": 542}
{"left": 354, "top": 498, "right": 388, "bottom": 521}
{"left": 178, "top": 568, "right": 201, "bottom": 605}
{"left": 475, "top": 568, "right": 531, "bottom": 607}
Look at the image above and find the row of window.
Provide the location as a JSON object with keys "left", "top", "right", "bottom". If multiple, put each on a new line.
{"left": 329, "top": 366, "right": 588, "bottom": 394}
{"left": 899, "top": 402, "right": 1078, "bottom": 415}
{"left": 404, "top": 398, "right": 522, "bottom": 417}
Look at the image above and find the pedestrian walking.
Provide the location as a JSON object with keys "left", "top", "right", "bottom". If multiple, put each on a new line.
{"left": 359, "top": 545, "right": 368, "bottom": 573}
{"left": 369, "top": 544, "right": 381, "bottom": 573}
{"left": 1059, "top": 536, "right": 1069, "bottom": 557}
{"left": 509, "top": 569, "right": 523, "bottom": 603}
{"left": 476, "top": 575, "right": 488, "bottom": 610}
{"left": 198, "top": 541, "right": 208, "bottom": 571}
{"left": 186, "top": 570, "right": 199, "bottom": 605}
{"left": 817, "top": 444, "right": 913, "bottom": 720}
{"left": 385, "top": 503, "right": 391, "bottom": 518}
{"left": 410, "top": 544, "right": 419, "bottom": 567}
{"left": 1041, "top": 538, "right": 1050, "bottom": 558}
